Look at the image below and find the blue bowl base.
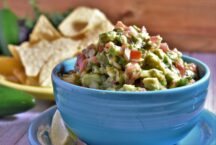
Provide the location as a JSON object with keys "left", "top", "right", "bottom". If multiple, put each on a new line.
{"left": 28, "top": 106, "right": 216, "bottom": 145}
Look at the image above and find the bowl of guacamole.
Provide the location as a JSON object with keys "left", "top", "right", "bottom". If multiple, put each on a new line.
{"left": 52, "top": 21, "right": 210, "bottom": 145}
{"left": 61, "top": 21, "right": 199, "bottom": 91}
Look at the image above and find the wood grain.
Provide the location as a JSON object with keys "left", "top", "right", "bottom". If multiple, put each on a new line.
{"left": 0, "top": 100, "right": 54, "bottom": 145}
{"left": 0, "top": 0, "right": 216, "bottom": 52}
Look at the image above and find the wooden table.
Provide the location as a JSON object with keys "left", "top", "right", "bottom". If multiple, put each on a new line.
{"left": 1, "top": 0, "right": 216, "bottom": 52}
{"left": 0, "top": 53, "right": 215, "bottom": 145}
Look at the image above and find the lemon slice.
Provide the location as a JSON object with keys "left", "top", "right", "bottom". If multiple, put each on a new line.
{"left": 50, "top": 110, "right": 75, "bottom": 145}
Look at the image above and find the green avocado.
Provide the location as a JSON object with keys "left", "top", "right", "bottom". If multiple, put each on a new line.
{"left": 0, "top": 86, "right": 36, "bottom": 117}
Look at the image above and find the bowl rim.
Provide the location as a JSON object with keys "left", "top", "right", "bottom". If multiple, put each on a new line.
{"left": 0, "top": 75, "right": 53, "bottom": 93}
{"left": 52, "top": 55, "right": 210, "bottom": 95}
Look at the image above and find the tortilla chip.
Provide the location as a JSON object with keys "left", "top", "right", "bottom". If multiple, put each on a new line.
{"left": 5, "top": 75, "right": 20, "bottom": 84}
{"left": 25, "top": 76, "right": 39, "bottom": 86}
{"left": 39, "top": 38, "right": 80, "bottom": 87}
{"left": 15, "top": 40, "right": 55, "bottom": 77}
{"left": 58, "top": 7, "right": 111, "bottom": 37}
{"left": 30, "top": 15, "right": 61, "bottom": 44}
{"left": 79, "top": 19, "right": 114, "bottom": 48}
{"left": 12, "top": 67, "right": 26, "bottom": 84}
{"left": 6, "top": 9, "right": 113, "bottom": 87}
{"left": 8, "top": 45, "right": 20, "bottom": 60}
{"left": 39, "top": 19, "right": 113, "bottom": 87}
{"left": 9, "top": 42, "right": 31, "bottom": 61}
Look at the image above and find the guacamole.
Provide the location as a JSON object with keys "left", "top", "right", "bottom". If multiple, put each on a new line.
{"left": 61, "top": 21, "right": 198, "bottom": 91}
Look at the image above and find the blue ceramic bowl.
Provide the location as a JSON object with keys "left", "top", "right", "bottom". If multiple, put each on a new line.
{"left": 52, "top": 55, "right": 210, "bottom": 145}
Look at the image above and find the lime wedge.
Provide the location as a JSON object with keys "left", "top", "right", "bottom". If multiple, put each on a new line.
{"left": 50, "top": 110, "right": 87, "bottom": 145}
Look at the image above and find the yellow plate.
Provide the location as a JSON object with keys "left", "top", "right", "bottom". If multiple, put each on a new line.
{"left": 0, "top": 56, "right": 54, "bottom": 100}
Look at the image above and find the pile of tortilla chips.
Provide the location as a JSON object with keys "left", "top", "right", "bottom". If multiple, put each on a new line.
{"left": 8, "top": 7, "right": 113, "bottom": 87}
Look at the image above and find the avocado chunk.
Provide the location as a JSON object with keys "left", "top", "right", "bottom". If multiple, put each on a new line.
{"left": 143, "top": 78, "right": 163, "bottom": 90}
{"left": 81, "top": 74, "right": 103, "bottom": 89}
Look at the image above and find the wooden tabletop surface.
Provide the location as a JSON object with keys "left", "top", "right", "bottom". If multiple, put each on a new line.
{"left": 1, "top": 0, "right": 216, "bottom": 52}
{"left": 0, "top": 52, "right": 215, "bottom": 145}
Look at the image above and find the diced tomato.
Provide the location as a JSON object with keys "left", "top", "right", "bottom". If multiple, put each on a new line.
{"left": 80, "top": 59, "right": 88, "bottom": 72}
{"left": 76, "top": 54, "right": 87, "bottom": 72}
{"left": 188, "top": 63, "right": 197, "bottom": 72}
{"left": 150, "top": 36, "right": 158, "bottom": 43}
{"left": 115, "top": 21, "right": 128, "bottom": 30}
{"left": 98, "top": 44, "right": 104, "bottom": 52}
{"left": 160, "top": 43, "right": 169, "bottom": 52}
{"left": 77, "top": 54, "right": 85, "bottom": 66}
{"left": 130, "top": 50, "right": 142, "bottom": 60}
{"left": 175, "top": 62, "right": 186, "bottom": 76}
